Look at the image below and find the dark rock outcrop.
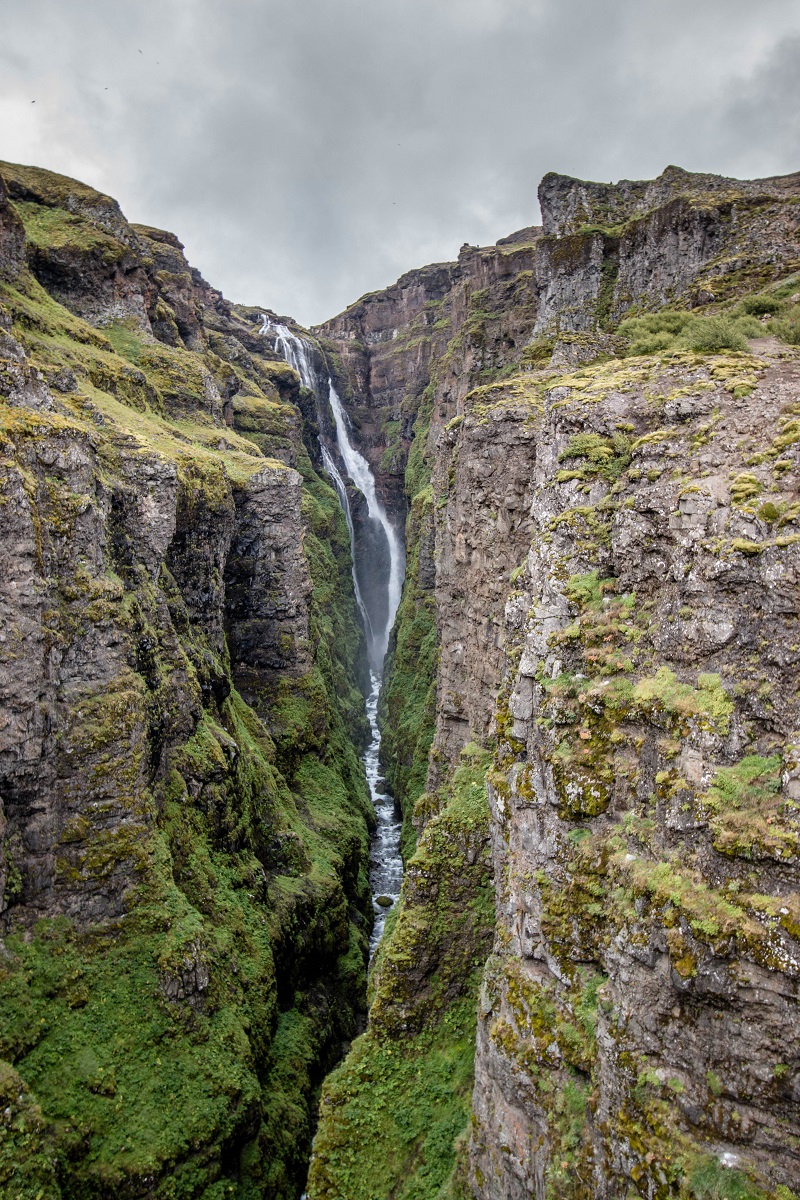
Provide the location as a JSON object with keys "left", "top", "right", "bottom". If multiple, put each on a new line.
{"left": 0, "top": 174, "right": 25, "bottom": 281}
{"left": 309, "top": 165, "right": 800, "bottom": 1200}
{"left": 0, "top": 161, "right": 371, "bottom": 1200}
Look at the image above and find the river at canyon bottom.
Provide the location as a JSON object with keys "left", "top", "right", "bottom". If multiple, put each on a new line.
{"left": 364, "top": 671, "right": 403, "bottom": 953}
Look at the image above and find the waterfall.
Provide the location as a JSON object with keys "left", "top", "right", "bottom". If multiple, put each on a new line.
{"left": 320, "top": 445, "right": 374, "bottom": 644}
{"left": 260, "top": 315, "right": 405, "bottom": 954}
{"left": 325, "top": 380, "right": 404, "bottom": 666}
{"left": 259, "top": 315, "right": 404, "bottom": 671}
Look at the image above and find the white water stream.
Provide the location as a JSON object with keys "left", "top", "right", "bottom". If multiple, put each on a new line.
{"left": 364, "top": 671, "right": 403, "bottom": 950}
{"left": 259, "top": 315, "right": 405, "bottom": 950}
{"left": 324, "top": 380, "right": 404, "bottom": 668}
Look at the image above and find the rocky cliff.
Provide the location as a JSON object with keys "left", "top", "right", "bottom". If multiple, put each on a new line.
{"left": 0, "top": 161, "right": 372, "bottom": 1199}
{"left": 4, "top": 157, "right": 800, "bottom": 1200}
{"left": 308, "top": 166, "right": 800, "bottom": 1200}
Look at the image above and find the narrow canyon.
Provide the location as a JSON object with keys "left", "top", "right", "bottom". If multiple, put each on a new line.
{"left": 1, "top": 158, "right": 799, "bottom": 1200}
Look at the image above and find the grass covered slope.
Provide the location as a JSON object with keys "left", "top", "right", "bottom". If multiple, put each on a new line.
{"left": 0, "top": 165, "right": 372, "bottom": 1200}
{"left": 306, "top": 744, "right": 494, "bottom": 1200}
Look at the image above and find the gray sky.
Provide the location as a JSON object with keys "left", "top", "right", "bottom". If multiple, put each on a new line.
{"left": 1, "top": 0, "right": 799, "bottom": 326}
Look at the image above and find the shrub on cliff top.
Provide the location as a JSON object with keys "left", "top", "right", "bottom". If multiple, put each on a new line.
{"left": 771, "top": 314, "right": 800, "bottom": 346}
{"left": 618, "top": 310, "right": 752, "bottom": 356}
{"left": 617, "top": 310, "right": 691, "bottom": 356}
{"left": 682, "top": 315, "right": 749, "bottom": 353}
{"left": 739, "top": 292, "right": 783, "bottom": 316}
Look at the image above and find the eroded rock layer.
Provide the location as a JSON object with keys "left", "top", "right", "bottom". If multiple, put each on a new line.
{"left": 0, "top": 161, "right": 371, "bottom": 1199}
{"left": 309, "top": 166, "right": 800, "bottom": 1200}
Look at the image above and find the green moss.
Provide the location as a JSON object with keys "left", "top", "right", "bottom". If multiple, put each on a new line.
{"left": 702, "top": 754, "right": 795, "bottom": 859}
{"left": 307, "top": 995, "right": 480, "bottom": 1200}
{"left": 306, "top": 745, "right": 494, "bottom": 1200}
{"left": 633, "top": 667, "right": 733, "bottom": 735}
{"left": 404, "top": 383, "right": 435, "bottom": 502}
{"left": 705, "top": 1070, "right": 723, "bottom": 1097}
{"left": 557, "top": 431, "right": 632, "bottom": 483}
{"left": 0, "top": 1060, "right": 61, "bottom": 1200}
{"left": 13, "top": 199, "right": 129, "bottom": 264}
{"left": 687, "top": 1155, "right": 765, "bottom": 1200}
{"left": 730, "top": 472, "right": 763, "bottom": 505}
{"left": 102, "top": 318, "right": 147, "bottom": 365}
{"left": 0, "top": 891, "right": 269, "bottom": 1195}
{"left": 379, "top": 417, "right": 404, "bottom": 474}
{"left": 0, "top": 192, "right": 375, "bottom": 1200}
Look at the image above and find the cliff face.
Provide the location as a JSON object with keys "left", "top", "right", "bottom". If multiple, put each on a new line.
{"left": 4, "top": 155, "right": 800, "bottom": 1200}
{"left": 309, "top": 166, "right": 800, "bottom": 1200}
{"left": 0, "top": 162, "right": 371, "bottom": 1199}
{"left": 468, "top": 346, "right": 800, "bottom": 1200}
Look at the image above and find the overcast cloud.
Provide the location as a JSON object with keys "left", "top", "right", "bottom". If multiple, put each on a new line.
{"left": 1, "top": 0, "right": 799, "bottom": 325}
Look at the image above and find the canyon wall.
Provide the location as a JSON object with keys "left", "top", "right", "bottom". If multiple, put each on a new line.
{"left": 0, "top": 161, "right": 372, "bottom": 1199}
{"left": 309, "top": 166, "right": 800, "bottom": 1200}
{"left": 4, "top": 156, "right": 800, "bottom": 1200}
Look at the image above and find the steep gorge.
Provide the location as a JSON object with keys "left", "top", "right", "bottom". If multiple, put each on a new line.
{"left": 307, "top": 166, "right": 800, "bottom": 1200}
{"left": 2, "top": 159, "right": 800, "bottom": 1200}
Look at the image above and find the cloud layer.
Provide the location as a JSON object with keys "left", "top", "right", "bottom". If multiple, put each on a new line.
{"left": 2, "top": 0, "right": 800, "bottom": 324}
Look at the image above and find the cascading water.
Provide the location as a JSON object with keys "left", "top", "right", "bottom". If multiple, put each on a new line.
{"left": 259, "top": 315, "right": 405, "bottom": 949}
{"left": 324, "top": 379, "right": 404, "bottom": 669}
{"left": 319, "top": 445, "right": 374, "bottom": 647}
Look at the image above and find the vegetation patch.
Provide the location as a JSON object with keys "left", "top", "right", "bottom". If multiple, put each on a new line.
{"left": 380, "top": 487, "right": 437, "bottom": 857}
{"left": 556, "top": 430, "right": 632, "bottom": 484}
{"left": 0, "top": 184, "right": 376, "bottom": 1200}
{"left": 701, "top": 754, "right": 796, "bottom": 860}
{"left": 306, "top": 745, "right": 495, "bottom": 1200}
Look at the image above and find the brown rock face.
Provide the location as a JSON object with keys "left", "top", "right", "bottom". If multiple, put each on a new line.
{"left": 226, "top": 464, "right": 314, "bottom": 689}
{"left": 325, "top": 163, "right": 800, "bottom": 777}
{"left": 0, "top": 367, "right": 313, "bottom": 932}
{"left": 5, "top": 154, "right": 800, "bottom": 1199}
{"left": 0, "top": 162, "right": 372, "bottom": 1197}
{"left": 464, "top": 351, "right": 800, "bottom": 1199}
{"left": 321, "top": 164, "right": 800, "bottom": 1200}
{"left": 318, "top": 260, "right": 462, "bottom": 519}
{"left": 429, "top": 400, "right": 537, "bottom": 777}
{"left": 0, "top": 412, "right": 165, "bottom": 926}
{"left": 321, "top": 166, "right": 800, "bottom": 605}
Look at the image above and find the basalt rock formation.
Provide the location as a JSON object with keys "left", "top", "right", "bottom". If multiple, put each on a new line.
{"left": 307, "top": 166, "right": 800, "bottom": 1200}
{"left": 0, "top": 161, "right": 371, "bottom": 1200}
{"left": 3, "top": 158, "right": 800, "bottom": 1200}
